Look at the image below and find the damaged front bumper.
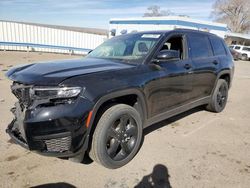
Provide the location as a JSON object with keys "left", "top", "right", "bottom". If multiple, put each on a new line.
{"left": 6, "top": 119, "right": 29, "bottom": 150}
{"left": 6, "top": 93, "right": 93, "bottom": 158}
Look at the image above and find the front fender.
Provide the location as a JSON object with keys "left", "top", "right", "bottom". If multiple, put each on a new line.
{"left": 88, "top": 88, "right": 148, "bottom": 130}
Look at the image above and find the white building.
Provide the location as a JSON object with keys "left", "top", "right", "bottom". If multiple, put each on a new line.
{"left": 0, "top": 20, "right": 108, "bottom": 55}
{"left": 109, "top": 16, "right": 228, "bottom": 38}
{"left": 225, "top": 32, "right": 250, "bottom": 46}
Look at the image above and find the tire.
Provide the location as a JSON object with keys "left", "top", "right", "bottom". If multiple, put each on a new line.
{"left": 241, "top": 54, "right": 248, "bottom": 61}
{"left": 206, "top": 79, "right": 229, "bottom": 113}
{"left": 90, "top": 104, "right": 142, "bottom": 169}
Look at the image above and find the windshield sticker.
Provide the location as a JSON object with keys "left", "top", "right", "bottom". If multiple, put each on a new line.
{"left": 141, "top": 34, "right": 161, "bottom": 39}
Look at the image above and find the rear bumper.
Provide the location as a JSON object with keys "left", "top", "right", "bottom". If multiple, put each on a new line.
{"left": 6, "top": 98, "right": 93, "bottom": 158}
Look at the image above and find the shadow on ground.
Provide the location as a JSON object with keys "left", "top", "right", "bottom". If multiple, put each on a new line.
{"left": 144, "top": 106, "right": 205, "bottom": 135}
{"left": 30, "top": 182, "right": 76, "bottom": 188}
{"left": 135, "top": 164, "right": 172, "bottom": 188}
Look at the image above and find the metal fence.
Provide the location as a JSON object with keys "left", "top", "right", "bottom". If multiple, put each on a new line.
{"left": 0, "top": 20, "right": 107, "bottom": 54}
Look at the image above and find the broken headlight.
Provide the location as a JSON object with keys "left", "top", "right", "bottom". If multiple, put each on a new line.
{"left": 30, "top": 87, "right": 83, "bottom": 100}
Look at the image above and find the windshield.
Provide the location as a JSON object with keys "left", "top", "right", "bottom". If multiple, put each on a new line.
{"left": 87, "top": 33, "right": 163, "bottom": 62}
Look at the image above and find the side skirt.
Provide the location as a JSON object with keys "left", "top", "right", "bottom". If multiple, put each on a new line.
{"left": 144, "top": 96, "right": 210, "bottom": 128}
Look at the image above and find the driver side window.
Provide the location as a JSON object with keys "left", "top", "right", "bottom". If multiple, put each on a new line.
{"left": 160, "top": 36, "right": 184, "bottom": 59}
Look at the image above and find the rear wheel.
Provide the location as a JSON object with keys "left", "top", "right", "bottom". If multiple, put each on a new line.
{"left": 206, "top": 79, "right": 228, "bottom": 113}
{"left": 90, "top": 104, "right": 142, "bottom": 169}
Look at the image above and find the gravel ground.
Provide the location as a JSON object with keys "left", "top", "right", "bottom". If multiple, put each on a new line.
{"left": 0, "top": 51, "right": 250, "bottom": 188}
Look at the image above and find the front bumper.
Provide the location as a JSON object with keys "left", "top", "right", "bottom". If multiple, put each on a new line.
{"left": 6, "top": 97, "right": 93, "bottom": 158}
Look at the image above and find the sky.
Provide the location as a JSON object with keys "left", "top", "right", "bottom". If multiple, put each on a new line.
{"left": 0, "top": 0, "right": 217, "bottom": 29}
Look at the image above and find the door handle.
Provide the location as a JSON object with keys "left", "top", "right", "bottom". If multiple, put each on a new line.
{"left": 213, "top": 60, "right": 219, "bottom": 65}
{"left": 184, "top": 64, "right": 192, "bottom": 69}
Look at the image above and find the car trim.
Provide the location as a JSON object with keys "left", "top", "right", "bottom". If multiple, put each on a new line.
{"left": 145, "top": 96, "right": 210, "bottom": 127}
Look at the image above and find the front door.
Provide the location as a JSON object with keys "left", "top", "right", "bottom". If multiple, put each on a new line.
{"left": 146, "top": 34, "right": 193, "bottom": 117}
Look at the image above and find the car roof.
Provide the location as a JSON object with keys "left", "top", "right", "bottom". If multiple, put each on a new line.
{"left": 129, "top": 28, "right": 219, "bottom": 38}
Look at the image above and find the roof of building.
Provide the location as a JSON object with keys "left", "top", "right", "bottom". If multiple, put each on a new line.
{"left": 0, "top": 20, "right": 108, "bottom": 36}
{"left": 225, "top": 32, "right": 250, "bottom": 40}
{"left": 110, "top": 16, "right": 228, "bottom": 32}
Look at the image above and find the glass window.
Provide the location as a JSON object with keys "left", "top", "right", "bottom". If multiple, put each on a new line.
{"left": 243, "top": 47, "right": 250, "bottom": 51}
{"left": 189, "top": 34, "right": 211, "bottom": 59}
{"left": 87, "top": 33, "right": 162, "bottom": 63}
{"left": 209, "top": 36, "right": 227, "bottom": 56}
{"left": 132, "top": 40, "right": 156, "bottom": 56}
{"left": 234, "top": 46, "right": 241, "bottom": 50}
{"left": 160, "top": 36, "right": 184, "bottom": 59}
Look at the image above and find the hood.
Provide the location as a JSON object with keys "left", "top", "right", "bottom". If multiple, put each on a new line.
{"left": 6, "top": 58, "right": 134, "bottom": 85}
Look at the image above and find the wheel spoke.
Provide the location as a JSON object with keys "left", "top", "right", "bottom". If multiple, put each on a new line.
{"left": 125, "top": 125, "right": 137, "bottom": 137}
{"left": 121, "top": 142, "right": 131, "bottom": 155}
{"left": 113, "top": 150, "right": 125, "bottom": 161}
{"left": 107, "top": 127, "right": 119, "bottom": 140}
{"left": 119, "top": 115, "right": 129, "bottom": 132}
{"left": 107, "top": 139, "right": 120, "bottom": 158}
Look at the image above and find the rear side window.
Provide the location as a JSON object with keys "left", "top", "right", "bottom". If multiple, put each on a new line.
{"left": 234, "top": 46, "right": 241, "bottom": 50}
{"left": 188, "top": 34, "right": 212, "bottom": 59}
{"left": 209, "top": 36, "right": 227, "bottom": 56}
{"left": 243, "top": 47, "right": 250, "bottom": 51}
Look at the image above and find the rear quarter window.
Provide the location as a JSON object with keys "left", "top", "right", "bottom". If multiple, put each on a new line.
{"left": 209, "top": 36, "right": 227, "bottom": 56}
{"left": 188, "top": 34, "right": 212, "bottom": 59}
{"left": 242, "top": 47, "right": 250, "bottom": 51}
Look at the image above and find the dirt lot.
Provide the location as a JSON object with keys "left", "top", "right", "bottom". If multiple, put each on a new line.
{"left": 0, "top": 51, "right": 250, "bottom": 188}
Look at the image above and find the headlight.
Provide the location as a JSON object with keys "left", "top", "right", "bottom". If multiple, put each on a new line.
{"left": 30, "top": 86, "right": 83, "bottom": 99}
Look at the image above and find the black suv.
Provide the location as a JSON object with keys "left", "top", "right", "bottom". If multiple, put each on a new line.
{"left": 6, "top": 29, "right": 234, "bottom": 168}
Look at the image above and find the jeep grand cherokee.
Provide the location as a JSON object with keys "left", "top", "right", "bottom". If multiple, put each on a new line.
{"left": 6, "top": 29, "right": 234, "bottom": 168}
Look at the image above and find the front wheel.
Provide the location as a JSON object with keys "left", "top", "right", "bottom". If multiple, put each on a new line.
{"left": 90, "top": 104, "right": 143, "bottom": 169}
{"left": 206, "top": 79, "right": 229, "bottom": 113}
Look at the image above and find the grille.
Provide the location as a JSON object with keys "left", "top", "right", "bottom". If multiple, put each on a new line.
{"left": 44, "top": 136, "right": 72, "bottom": 152}
{"left": 11, "top": 82, "right": 32, "bottom": 108}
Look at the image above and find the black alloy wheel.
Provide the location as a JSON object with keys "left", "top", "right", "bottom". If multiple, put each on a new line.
{"left": 90, "top": 104, "right": 142, "bottom": 169}
{"left": 106, "top": 114, "right": 138, "bottom": 161}
{"left": 206, "top": 79, "right": 228, "bottom": 113}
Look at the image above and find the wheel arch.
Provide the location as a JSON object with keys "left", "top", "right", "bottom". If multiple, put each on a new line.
{"left": 210, "top": 70, "right": 232, "bottom": 97}
{"left": 86, "top": 88, "right": 147, "bottom": 151}
{"left": 218, "top": 72, "right": 231, "bottom": 87}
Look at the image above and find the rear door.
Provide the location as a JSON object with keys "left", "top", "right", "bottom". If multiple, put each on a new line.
{"left": 187, "top": 33, "right": 217, "bottom": 100}
{"left": 209, "top": 35, "right": 231, "bottom": 74}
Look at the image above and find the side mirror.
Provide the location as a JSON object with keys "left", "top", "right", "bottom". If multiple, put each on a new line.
{"left": 156, "top": 50, "right": 180, "bottom": 60}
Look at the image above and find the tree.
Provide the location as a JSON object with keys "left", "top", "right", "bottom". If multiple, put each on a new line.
{"left": 143, "top": 5, "right": 172, "bottom": 17}
{"left": 212, "top": 0, "right": 250, "bottom": 33}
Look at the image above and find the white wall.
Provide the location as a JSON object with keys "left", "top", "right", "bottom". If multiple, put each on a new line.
{"left": 110, "top": 23, "right": 226, "bottom": 38}
{"left": 0, "top": 21, "right": 107, "bottom": 54}
{"left": 109, "top": 17, "right": 228, "bottom": 38}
